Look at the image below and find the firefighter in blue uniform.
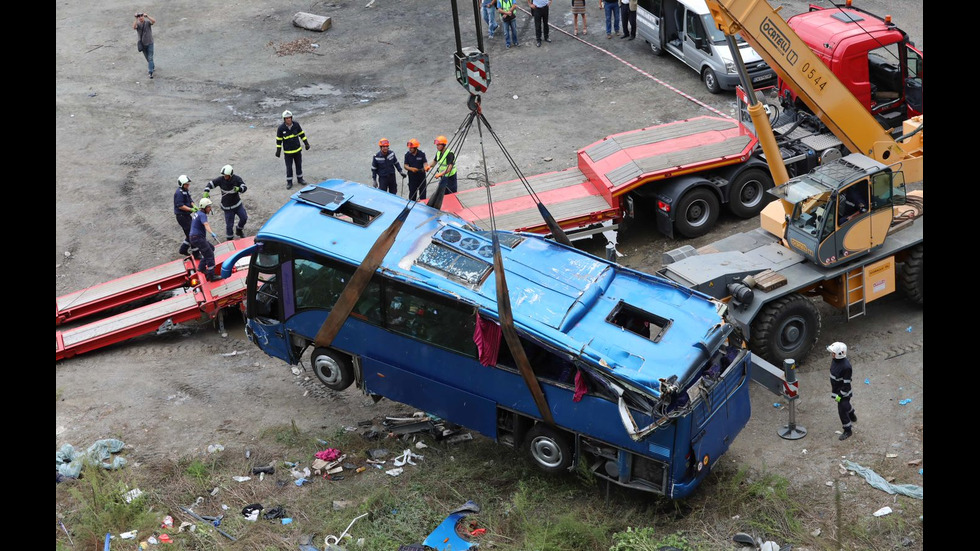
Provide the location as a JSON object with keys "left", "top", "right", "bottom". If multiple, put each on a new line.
{"left": 275, "top": 110, "right": 310, "bottom": 190}
{"left": 828, "top": 341, "right": 858, "bottom": 440}
{"left": 173, "top": 175, "right": 200, "bottom": 258}
{"left": 203, "top": 164, "right": 248, "bottom": 241}
{"left": 189, "top": 198, "right": 221, "bottom": 282}
{"left": 371, "top": 138, "right": 406, "bottom": 195}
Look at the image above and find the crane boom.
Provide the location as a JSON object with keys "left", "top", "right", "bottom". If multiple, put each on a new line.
{"left": 704, "top": 0, "right": 920, "bottom": 178}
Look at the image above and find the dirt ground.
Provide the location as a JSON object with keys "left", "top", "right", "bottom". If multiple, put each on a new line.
{"left": 56, "top": 0, "right": 924, "bottom": 545}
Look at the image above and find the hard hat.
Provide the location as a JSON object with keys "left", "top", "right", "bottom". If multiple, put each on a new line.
{"left": 220, "top": 164, "right": 234, "bottom": 177}
{"left": 407, "top": 139, "right": 420, "bottom": 148}
{"left": 177, "top": 174, "right": 191, "bottom": 186}
{"left": 434, "top": 135, "right": 448, "bottom": 145}
{"left": 282, "top": 110, "right": 292, "bottom": 119}
{"left": 827, "top": 342, "right": 847, "bottom": 359}
{"left": 378, "top": 138, "right": 390, "bottom": 147}
{"left": 199, "top": 197, "right": 213, "bottom": 210}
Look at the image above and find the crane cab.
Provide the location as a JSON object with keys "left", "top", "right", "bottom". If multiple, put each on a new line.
{"left": 773, "top": 154, "right": 907, "bottom": 268}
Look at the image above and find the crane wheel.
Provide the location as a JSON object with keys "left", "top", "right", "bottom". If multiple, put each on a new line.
{"left": 899, "top": 244, "right": 923, "bottom": 305}
{"left": 750, "top": 293, "right": 821, "bottom": 365}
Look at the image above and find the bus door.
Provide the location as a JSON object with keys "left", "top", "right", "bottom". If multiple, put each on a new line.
{"left": 245, "top": 247, "right": 295, "bottom": 363}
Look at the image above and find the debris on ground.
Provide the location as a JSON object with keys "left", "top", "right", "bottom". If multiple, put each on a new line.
{"left": 56, "top": 438, "right": 128, "bottom": 479}
{"left": 269, "top": 38, "right": 317, "bottom": 56}
{"left": 423, "top": 500, "right": 483, "bottom": 551}
{"left": 873, "top": 506, "right": 893, "bottom": 517}
{"left": 842, "top": 460, "right": 923, "bottom": 499}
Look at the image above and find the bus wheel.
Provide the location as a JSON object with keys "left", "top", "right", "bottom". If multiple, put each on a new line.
{"left": 899, "top": 244, "right": 923, "bottom": 305}
{"left": 727, "top": 168, "right": 773, "bottom": 218}
{"left": 525, "top": 424, "right": 572, "bottom": 474}
{"left": 311, "top": 347, "right": 354, "bottom": 391}
{"left": 750, "top": 293, "right": 821, "bottom": 365}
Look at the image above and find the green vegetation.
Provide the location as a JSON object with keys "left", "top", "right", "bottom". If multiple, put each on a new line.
{"left": 55, "top": 425, "right": 923, "bottom": 550}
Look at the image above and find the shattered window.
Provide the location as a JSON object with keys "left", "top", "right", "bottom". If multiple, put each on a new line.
{"left": 416, "top": 242, "right": 492, "bottom": 285}
{"left": 384, "top": 283, "right": 477, "bottom": 357}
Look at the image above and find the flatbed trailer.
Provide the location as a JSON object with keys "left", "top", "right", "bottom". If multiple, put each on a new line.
{"left": 55, "top": 238, "right": 254, "bottom": 361}
{"left": 443, "top": 115, "right": 760, "bottom": 239}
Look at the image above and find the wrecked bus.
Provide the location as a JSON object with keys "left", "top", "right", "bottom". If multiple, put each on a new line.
{"left": 230, "top": 179, "right": 752, "bottom": 498}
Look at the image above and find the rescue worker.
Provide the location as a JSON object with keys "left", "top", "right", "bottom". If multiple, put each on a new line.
{"left": 275, "top": 110, "right": 311, "bottom": 189}
{"left": 173, "top": 174, "right": 200, "bottom": 259}
{"left": 203, "top": 164, "right": 248, "bottom": 241}
{"left": 189, "top": 198, "right": 221, "bottom": 282}
{"left": 430, "top": 135, "right": 458, "bottom": 194}
{"left": 403, "top": 138, "right": 429, "bottom": 201}
{"left": 828, "top": 341, "right": 858, "bottom": 440}
{"left": 371, "top": 138, "right": 406, "bottom": 195}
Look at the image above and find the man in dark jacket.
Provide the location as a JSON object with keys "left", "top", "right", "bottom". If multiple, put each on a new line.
{"left": 371, "top": 138, "right": 406, "bottom": 195}
{"left": 828, "top": 341, "right": 858, "bottom": 440}
{"left": 203, "top": 164, "right": 248, "bottom": 241}
{"left": 276, "top": 110, "right": 311, "bottom": 189}
{"left": 173, "top": 174, "right": 199, "bottom": 258}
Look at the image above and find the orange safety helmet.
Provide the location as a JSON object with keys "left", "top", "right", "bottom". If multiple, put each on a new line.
{"left": 407, "top": 138, "right": 420, "bottom": 148}
{"left": 434, "top": 135, "right": 449, "bottom": 146}
{"left": 378, "top": 138, "right": 390, "bottom": 147}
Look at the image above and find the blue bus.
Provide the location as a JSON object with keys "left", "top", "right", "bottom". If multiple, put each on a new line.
{"left": 226, "top": 179, "right": 752, "bottom": 498}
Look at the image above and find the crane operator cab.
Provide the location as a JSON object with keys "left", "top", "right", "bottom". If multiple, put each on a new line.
{"left": 770, "top": 154, "right": 907, "bottom": 269}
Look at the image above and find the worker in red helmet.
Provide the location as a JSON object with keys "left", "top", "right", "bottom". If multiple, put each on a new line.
{"left": 371, "top": 138, "right": 406, "bottom": 195}
{"left": 430, "top": 135, "right": 458, "bottom": 194}
{"left": 403, "top": 138, "right": 429, "bottom": 201}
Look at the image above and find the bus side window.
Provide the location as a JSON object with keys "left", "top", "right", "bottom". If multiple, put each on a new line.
{"left": 384, "top": 284, "right": 476, "bottom": 357}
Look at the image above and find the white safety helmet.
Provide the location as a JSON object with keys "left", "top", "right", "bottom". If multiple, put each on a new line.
{"left": 220, "top": 164, "right": 234, "bottom": 177}
{"left": 282, "top": 110, "right": 293, "bottom": 119}
{"left": 199, "top": 197, "right": 213, "bottom": 210}
{"left": 177, "top": 174, "right": 191, "bottom": 187}
{"left": 827, "top": 342, "right": 847, "bottom": 359}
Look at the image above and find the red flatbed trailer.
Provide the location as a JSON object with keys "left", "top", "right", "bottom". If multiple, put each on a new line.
{"left": 55, "top": 238, "right": 254, "bottom": 361}
{"left": 443, "top": 116, "right": 758, "bottom": 237}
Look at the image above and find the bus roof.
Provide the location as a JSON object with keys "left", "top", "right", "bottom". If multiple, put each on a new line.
{"left": 257, "top": 180, "right": 730, "bottom": 395}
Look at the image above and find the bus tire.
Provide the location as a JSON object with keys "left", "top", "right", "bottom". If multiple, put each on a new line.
{"left": 674, "top": 188, "right": 720, "bottom": 238}
{"left": 311, "top": 347, "right": 354, "bottom": 391}
{"left": 525, "top": 423, "right": 573, "bottom": 474}
{"left": 899, "top": 244, "right": 923, "bottom": 305}
{"left": 727, "top": 168, "right": 773, "bottom": 218}
{"left": 750, "top": 293, "right": 821, "bottom": 365}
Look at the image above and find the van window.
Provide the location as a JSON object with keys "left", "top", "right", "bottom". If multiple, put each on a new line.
{"left": 686, "top": 10, "right": 709, "bottom": 52}
{"left": 637, "top": 0, "right": 661, "bottom": 17}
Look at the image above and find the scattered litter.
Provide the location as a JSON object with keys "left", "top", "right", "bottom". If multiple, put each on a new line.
{"left": 207, "top": 444, "right": 225, "bottom": 454}
{"left": 906, "top": 326, "right": 912, "bottom": 332}
{"left": 919, "top": 469, "right": 923, "bottom": 475}
{"left": 811, "top": 528, "right": 821, "bottom": 537}
{"left": 291, "top": 366, "right": 303, "bottom": 375}
{"left": 178, "top": 522, "right": 195, "bottom": 532}
{"left": 513, "top": 95, "right": 519, "bottom": 100}
{"left": 772, "top": 402, "right": 781, "bottom": 408}
{"left": 899, "top": 399, "right": 912, "bottom": 405}
{"left": 232, "top": 476, "right": 251, "bottom": 482}
{"left": 295, "top": 478, "right": 309, "bottom": 486}
{"left": 334, "top": 500, "right": 354, "bottom": 510}
{"left": 264, "top": 506, "right": 286, "bottom": 520}
{"left": 886, "top": 453, "right": 898, "bottom": 458}
{"left": 873, "top": 506, "right": 893, "bottom": 517}
{"left": 56, "top": 438, "right": 128, "bottom": 478}
{"left": 159, "top": 534, "right": 173, "bottom": 543}
{"left": 386, "top": 467, "right": 404, "bottom": 476}
{"left": 760, "top": 542, "right": 779, "bottom": 551}
{"left": 446, "top": 433, "right": 473, "bottom": 444}
{"left": 907, "top": 458, "right": 922, "bottom": 466}
{"left": 291, "top": 467, "right": 312, "bottom": 479}
{"left": 825, "top": 481, "right": 833, "bottom": 486}
{"left": 123, "top": 488, "right": 143, "bottom": 503}
{"left": 148, "top": 536, "right": 159, "bottom": 544}
{"left": 220, "top": 350, "right": 243, "bottom": 357}
{"left": 356, "top": 466, "right": 367, "bottom": 473}
{"left": 864, "top": 378, "right": 870, "bottom": 384}
{"left": 416, "top": 442, "right": 428, "bottom": 449}
{"left": 316, "top": 448, "right": 342, "bottom": 461}
{"left": 121, "top": 530, "right": 137, "bottom": 539}
{"left": 368, "top": 449, "right": 389, "bottom": 459}
{"left": 282, "top": 518, "right": 293, "bottom": 525}
{"left": 161, "top": 515, "right": 174, "bottom": 528}
{"left": 393, "top": 448, "right": 424, "bottom": 467}
{"left": 325, "top": 512, "right": 369, "bottom": 548}
{"left": 842, "top": 460, "right": 923, "bottom": 499}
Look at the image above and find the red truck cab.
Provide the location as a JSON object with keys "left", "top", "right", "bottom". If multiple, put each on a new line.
{"left": 778, "top": 2, "right": 923, "bottom": 131}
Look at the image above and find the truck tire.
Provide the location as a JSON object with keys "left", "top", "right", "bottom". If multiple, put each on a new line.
{"left": 702, "top": 68, "right": 721, "bottom": 94}
{"left": 899, "top": 244, "right": 923, "bottom": 305}
{"left": 674, "top": 188, "right": 720, "bottom": 238}
{"left": 750, "top": 293, "right": 821, "bottom": 365}
{"left": 311, "top": 347, "right": 354, "bottom": 391}
{"left": 727, "top": 168, "right": 774, "bottom": 218}
{"left": 525, "top": 423, "right": 573, "bottom": 474}
{"left": 648, "top": 41, "right": 664, "bottom": 56}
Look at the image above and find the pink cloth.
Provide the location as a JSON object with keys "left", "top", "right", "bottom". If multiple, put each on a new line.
{"left": 315, "top": 448, "right": 341, "bottom": 461}
{"left": 473, "top": 314, "right": 502, "bottom": 366}
{"left": 573, "top": 370, "right": 588, "bottom": 402}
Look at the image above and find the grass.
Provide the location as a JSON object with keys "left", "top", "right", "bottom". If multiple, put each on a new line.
{"left": 55, "top": 425, "right": 923, "bottom": 550}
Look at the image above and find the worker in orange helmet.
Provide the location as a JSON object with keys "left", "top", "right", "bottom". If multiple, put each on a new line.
{"left": 371, "top": 138, "right": 406, "bottom": 195}
{"left": 429, "top": 135, "right": 458, "bottom": 194}
{"left": 403, "top": 138, "right": 429, "bottom": 201}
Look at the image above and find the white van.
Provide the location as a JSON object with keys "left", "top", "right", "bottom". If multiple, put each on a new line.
{"left": 635, "top": 0, "right": 775, "bottom": 93}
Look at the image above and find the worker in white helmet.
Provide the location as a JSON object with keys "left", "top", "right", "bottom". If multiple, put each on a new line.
{"left": 188, "top": 198, "right": 221, "bottom": 282}
{"left": 827, "top": 342, "right": 858, "bottom": 441}
{"left": 203, "top": 164, "right": 249, "bottom": 240}
{"left": 275, "top": 110, "right": 311, "bottom": 189}
{"left": 173, "top": 175, "right": 200, "bottom": 259}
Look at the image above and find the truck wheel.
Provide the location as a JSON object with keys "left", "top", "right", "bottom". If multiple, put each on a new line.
{"left": 525, "top": 423, "right": 573, "bottom": 474}
{"left": 727, "top": 168, "right": 774, "bottom": 218}
{"left": 311, "top": 347, "right": 354, "bottom": 391}
{"left": 899, "top": 244, "right": 923, "bottom": 305}
{"left": 649, "top": 41, "right": 664, "bottom": 56}
{"left": 674, "top": 188, "right": 720, "bottom": 238}
{"left": 702, "top": 68, "right": 721, "bottom": 94}
{"left": 750, "top": 293, "right": 821, "bottom": 365}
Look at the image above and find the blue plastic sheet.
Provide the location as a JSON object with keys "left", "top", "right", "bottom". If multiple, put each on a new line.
{"left": 56, "top": 439, "right": 128, "bottom": 479}
{"left": 842, "top": 460, "right": 923, "bottom": 499}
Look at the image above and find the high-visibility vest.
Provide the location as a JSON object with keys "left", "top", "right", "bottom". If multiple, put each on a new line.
{"left": 434, "top": 148, "right": 457, "bottom": 177}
